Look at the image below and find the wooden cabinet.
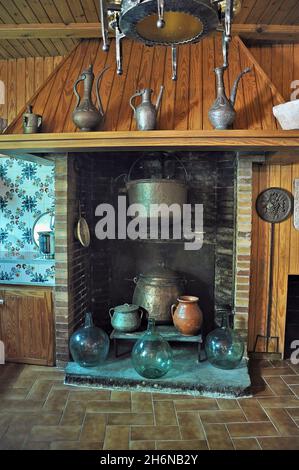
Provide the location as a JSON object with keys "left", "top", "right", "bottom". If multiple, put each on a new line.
{"left": 0, "top": 286, "right": 54, "bottom": 366}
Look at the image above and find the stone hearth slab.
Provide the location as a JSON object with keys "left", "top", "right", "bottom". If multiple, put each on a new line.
{"left": 65, "top": 346, "right": 251, "bottom": 398}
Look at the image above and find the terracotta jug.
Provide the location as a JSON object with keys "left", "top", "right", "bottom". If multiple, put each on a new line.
{"left": 171, "top": 296, "right": 203, "bottom": 336}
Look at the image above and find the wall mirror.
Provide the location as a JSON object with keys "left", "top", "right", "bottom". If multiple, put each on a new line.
{"left": 32, "top": 211, "right": 55, "bottom": 257}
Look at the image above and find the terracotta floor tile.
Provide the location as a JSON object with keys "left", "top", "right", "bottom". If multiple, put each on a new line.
{"left": 232, "top": 438, "right": 261, "bottom": 450}
{"left": 131, "top": 425, "right": 181, "bottom": 441}
{"left": 130, "top": 440, "right": 155, "bottom": 450}
{"left": 0, "top": 414, "right": 13, "bottom": 439}
{"left": 156, "top": 440, "right": 208, "bottom": 450}
{"left": 43, "top": 389, "right": 69, "bottom": 412}
{"left": 180, "top": 424, "right": 206, "bottom": 441}
{"left": 286, "top": 408, "right": 299, "bottom": 419}
{"left": 290, "top": 385, "right": 299, "bottom": 397}
{"left": 110, "top": 391, "right": 131, "bottom": 401}
{"left": 289, "top": 364, "right": 299, "bottom": 375}
{"left": 131, "top": 392, "right": 153, "bottom": 413}
{"left": 68, "top": 390, "right": 110, "bottom": 401}
{"left": 27, "top": 380, "right": 60, "bottom": 401}
{"left": 239, "top": 399, "right": 270, "bottom": 421}
{"left": 265, "top": 377, "right": 294, "bottom": 396}
{"left": 217, "top": 399, "right": 240, "bottom": 410}
{"left": 178, "top": 414, "right": 206, "bottom": 440}
{"left": 281, "top": 375, "right": 299, "bottom": 385}
{"left": 0, "top": 388, "right": 29, "bottom": 400}
{"left": 24, "top": 441, "right": 51, "bottom": 450}
{"left": 0, "top": 436, "right": 27, "bottom": 450}
{"left": 80, "top": 413, "right": 106, "bottom": 442}
{"left": 261, "top": 367, "right": 295, "bottom": 377}
{"left": 258, "top": 436, "right": 299, "bottom": 450}
{"left": 258, "top": 397, "right": 299, "bottom": 408}
{"left": 227, "top": 421, "right": 278, "bottom": 438}
{"left": 60, "top": 401, "right": 86, "bottom": 426}
{"left": 174, "top": 398, "right": 219, "bottom": 412}
{"left": 50, "top": 441, "right": 103, "bottom": 450}
{"left": 11, "top": 412, "right": 61, "bottom": 427}
{"left": 203, "top": 423, "right": 234, "bottom": 450}
{"left": 177, "top": 412, "right": 203, "bottom": 429}
{"left": 103, "top": 425, "right": 129, "bottom": 450}
{"left": 266, "top": 408, "right": 299, "bottom": 436}
{"left": 154, "top": 401, "right": 177, "bottom": 426}
{"left": 0, "top": 399, "right": 43, "bottom": 412}
{"left": 86, "top": 400, "right": 131, "bottom": 413}
{"left": 250, "top": 383, "right": 275, "bottom": 398}
{"left": 108, "top": 413, "right": 154, "bottom": 425}
{"left": 199, "top": 409, "right": 247, "bottom": 424}
{"left": 29, "top": 425, "right": 81, "bottom": 442}
{"left": 152, "top": 393, "right": 192, "bottom": 400}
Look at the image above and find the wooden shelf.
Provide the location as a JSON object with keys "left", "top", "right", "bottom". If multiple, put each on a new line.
{"left": 1, "top": 130, "right": 299, "bottom": 158}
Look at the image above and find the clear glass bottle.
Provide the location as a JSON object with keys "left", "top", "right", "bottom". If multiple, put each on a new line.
{"left": 205, "top": 309, "right": 244, "bottom": 370}
{"left": 131, "top": 318, "right": 173, "bottom": 379}
{"left": 69, "top": 312, "right": 110, "bottom": 368}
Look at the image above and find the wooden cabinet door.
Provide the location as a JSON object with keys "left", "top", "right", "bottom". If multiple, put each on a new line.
{"left": 0, "top": 287, "right": 54, "bottom": 366}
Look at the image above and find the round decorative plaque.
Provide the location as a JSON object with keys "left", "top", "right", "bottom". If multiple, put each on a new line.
{"left": 256, "top": 187, "right": 293, "bottom": 224}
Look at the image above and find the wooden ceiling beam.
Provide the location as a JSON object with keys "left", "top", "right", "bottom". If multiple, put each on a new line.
{"left": 232, "top": 24, "right": 299, "bottom": 42}
{"left": 0, "top": 23, "right": 298, "bottom": 42}
{"left": 0, "top": 23, "right": 101, "bottom": 39}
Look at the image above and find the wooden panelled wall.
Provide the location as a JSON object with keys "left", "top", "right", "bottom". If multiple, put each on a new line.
{"left": 249, "top": 43, "right": 299, "bottom": 102}
{"left": 5, "top": 36, "right": 285, "bottom": 134}
{"left": 0, "top": 56, "right": 63, "bottom": 124}
{"left": 249, "top": 163, "right": 299, "bottom": 355}
{"left": 247, "top": 43, "right": 299, "bottom": 355}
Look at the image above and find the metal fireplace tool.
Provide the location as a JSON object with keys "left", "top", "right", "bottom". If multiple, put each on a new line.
{"left": 254, "top": 187, "right": 293, "bottom": 358}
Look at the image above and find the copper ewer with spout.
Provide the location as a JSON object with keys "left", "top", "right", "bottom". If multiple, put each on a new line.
{"left": 72, "top": 64, "right": 109, "bottom": 131}
{"left": 208, "top": 66, "right": 251, "bottom": 130}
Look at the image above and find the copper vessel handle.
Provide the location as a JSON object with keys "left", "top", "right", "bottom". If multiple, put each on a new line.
{"left": 109, "top": 308, "right": 114, "bottom": 318}
{"left": 171, "top": 304, "right": 177, "bottom": 318}
{"left": 73, "top": 74, "right": 86, "bottom": 109}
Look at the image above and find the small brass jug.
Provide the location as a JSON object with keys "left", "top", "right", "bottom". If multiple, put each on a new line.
{"left": 22, "top": 105, "right": 42, "bottom": 134}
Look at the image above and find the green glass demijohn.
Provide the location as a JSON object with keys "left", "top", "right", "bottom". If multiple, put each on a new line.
{"left": 131, "top": 318, "right": 173, "bottom": 379}
{"left": 69, "top": 312, "right": 110, "bottom": 368}
{"left": 205, "top": 309, "right": 244, "bottom": 370}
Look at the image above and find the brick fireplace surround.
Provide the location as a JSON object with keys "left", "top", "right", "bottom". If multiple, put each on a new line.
{"left": 53, "top": 151, "right": 264, "bottom": 366}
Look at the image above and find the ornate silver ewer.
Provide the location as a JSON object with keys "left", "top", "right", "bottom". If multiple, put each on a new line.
{"left": 208, "top": 65, "right": 251, "bottom": 130}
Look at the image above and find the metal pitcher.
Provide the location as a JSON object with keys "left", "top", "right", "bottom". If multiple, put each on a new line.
{"left": 130, "top": 86, "right": 164, "bottom": 131}
{"left": 72, "top": 64, "right": 109, "bottom": 131}
{"left": 22, "top": 105, "right": 42, "bottom": 134}
{"left": 208, "top": 66, "right": 251, "bottom": 130}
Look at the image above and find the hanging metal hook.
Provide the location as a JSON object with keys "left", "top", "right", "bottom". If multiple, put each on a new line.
{"left": 172, "top": 45, "right": 178, "bottom": 81}
{"left": 157, "top": 0, "right": 165, "bottom": 28}
{"left": 99, "top": 0, "right": 110, "bottom": 51}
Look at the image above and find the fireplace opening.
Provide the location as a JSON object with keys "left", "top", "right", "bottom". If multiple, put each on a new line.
{"left": 60, "top": 150, "right": 253, "bottom": 396}
{"left": 284, "top": 275, "right": 299, "bottom": 359}
{"left": 67, "top": 150, "right": 237, "bottom": 342}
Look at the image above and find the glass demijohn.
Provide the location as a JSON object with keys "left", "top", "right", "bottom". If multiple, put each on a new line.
{"left": 69, "top": 312, "right": 110, "bottom": 368}
{"left": 205, "top": 310, "right": 244, "bottom": 370}
{"left": 131, "top": 318, "right": 173, "bottom": 379}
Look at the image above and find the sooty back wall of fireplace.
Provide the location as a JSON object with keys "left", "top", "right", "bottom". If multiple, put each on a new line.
{"left": 73, "top": 151, "right": 236, "bottom": 336}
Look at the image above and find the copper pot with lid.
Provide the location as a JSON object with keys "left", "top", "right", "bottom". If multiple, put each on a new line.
{"left": 132, "top": 266, "right": 185, "bottom": 323}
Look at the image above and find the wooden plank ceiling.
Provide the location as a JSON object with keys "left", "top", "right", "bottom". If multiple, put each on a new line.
{"left": 235, "top": 0, "right": 299, "bottom": 25}
{"left": 5, "top": 35, "right": 284, "bottom": 134}
{"left": 0, "top": 0, "right": 101, "bottom": 58}
{"left": 0, "top": 1, "right": 299, "bottom": 59}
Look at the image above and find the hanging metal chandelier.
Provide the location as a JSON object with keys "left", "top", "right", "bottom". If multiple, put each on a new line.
{"left": 99, "top": 0, "right": 241, "bottom": 79}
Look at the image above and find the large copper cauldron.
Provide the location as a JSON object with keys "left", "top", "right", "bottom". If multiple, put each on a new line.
{"left": 132, "top": 266, "right": 185, "bottom": 323}
{"left": 126, "top": 155, "right": 188, "bottom": 217}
